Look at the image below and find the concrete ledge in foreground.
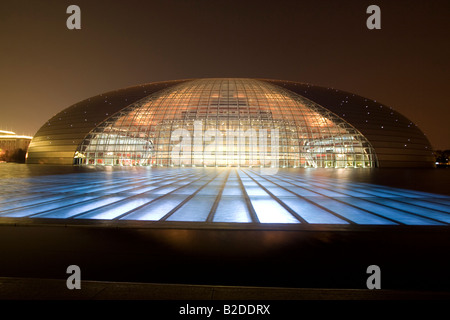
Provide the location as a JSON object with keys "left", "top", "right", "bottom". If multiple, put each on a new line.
{"left": 0, "top": 277, "right": 449, "bottom": 300}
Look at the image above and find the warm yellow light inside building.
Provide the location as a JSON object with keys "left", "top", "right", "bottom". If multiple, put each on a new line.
{"left": 75, "top": 79, "right": 377, "bottom": 168}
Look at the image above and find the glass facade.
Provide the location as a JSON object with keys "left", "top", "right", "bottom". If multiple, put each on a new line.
{"left": 26, "top": 80, "right": 188, "bottom": 165}
{"left": 268, "top": 80, "right": 435, "bottom": 167}
{"left": 75, "top": 79, "right": 377, "bottom": 168}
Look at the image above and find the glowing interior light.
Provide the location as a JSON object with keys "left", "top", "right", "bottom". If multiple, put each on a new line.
{"left": 72, "top": 79, "right": 377, "bottom": 169}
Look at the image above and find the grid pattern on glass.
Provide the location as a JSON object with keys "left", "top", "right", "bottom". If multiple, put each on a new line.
{"left": 1, "top": 168, "right": 449, "bottom": 226}
{"left": 267, "top": 80, "right": 435, "bottom": 167}
{"left": 75, "top": 79, "right": 377, "bottom": 168}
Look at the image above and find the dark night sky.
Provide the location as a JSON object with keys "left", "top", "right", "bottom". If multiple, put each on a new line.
{"left": 1, "top": 0, "right": 449, "bottom": 149}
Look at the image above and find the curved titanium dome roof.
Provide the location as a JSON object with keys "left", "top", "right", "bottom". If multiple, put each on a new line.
{"left": 27, "top": 78, "right": 434, "bottom": 167}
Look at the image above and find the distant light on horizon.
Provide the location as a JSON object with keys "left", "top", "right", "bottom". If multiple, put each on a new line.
{"left": 0, "top": 130, "right": 33, "bottom": 140}
{"left": 0, "top": 130, "right": 16, "bottom": 135}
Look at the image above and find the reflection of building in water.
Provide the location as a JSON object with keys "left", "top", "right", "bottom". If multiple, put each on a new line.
{"left": 27, "top": 78, "right": 435, "bottom": 168}
{"left": 0, "top": 130, "right": 32, "bottom": 162}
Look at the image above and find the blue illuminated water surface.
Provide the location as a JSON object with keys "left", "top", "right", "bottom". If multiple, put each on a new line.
{"left": 0, "top": 163, "right": 449, "bottom": 226}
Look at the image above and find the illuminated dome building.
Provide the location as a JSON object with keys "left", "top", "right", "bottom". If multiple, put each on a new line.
{"left": 26, "top": 78, "right": 434, "bottom": 168}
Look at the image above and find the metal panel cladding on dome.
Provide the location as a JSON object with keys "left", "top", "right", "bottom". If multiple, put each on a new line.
{"left": 74, "top": 79, "right": 377, "bottom": 168}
